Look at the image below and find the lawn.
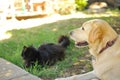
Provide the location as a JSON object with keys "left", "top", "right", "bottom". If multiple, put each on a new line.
{"left": 0, "top": 12, "right": 120, "bottom": 80}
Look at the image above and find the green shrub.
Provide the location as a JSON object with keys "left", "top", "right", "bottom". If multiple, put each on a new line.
{"left": 75, "top": 0, "right": 88, "bottom": 11}
{"left": 54, "top": 0, "right": 76, "bottom": 15}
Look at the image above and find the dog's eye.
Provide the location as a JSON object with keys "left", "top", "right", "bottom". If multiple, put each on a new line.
{"left": 82, "top": 27, "right": 84, "bottom": 30}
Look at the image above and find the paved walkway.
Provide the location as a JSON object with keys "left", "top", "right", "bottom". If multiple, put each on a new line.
{"left": 0, "top": 13, "right": 87, "bottom": 41}
{"left": 0, "top": 58, "right": 41, "bottom": 80}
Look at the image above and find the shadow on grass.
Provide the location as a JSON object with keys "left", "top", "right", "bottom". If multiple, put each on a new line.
{"left": 0, "top": 16, "right": 120, "bottom": 80}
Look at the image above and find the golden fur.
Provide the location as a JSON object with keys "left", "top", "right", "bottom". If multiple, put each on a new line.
{"left": 70, "top": 19, "right": 120, "bottom": 80}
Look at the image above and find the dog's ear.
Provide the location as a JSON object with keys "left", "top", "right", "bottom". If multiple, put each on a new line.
{"left": 88, "top": 24, "right": 103, "bottom": 43}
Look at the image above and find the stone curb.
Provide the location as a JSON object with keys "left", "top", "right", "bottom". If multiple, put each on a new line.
{"left": 55, "top": 71, "right": 100, "bottom": 80}
{"left": 0, "top": 58, "right": 41, "bottom": 80}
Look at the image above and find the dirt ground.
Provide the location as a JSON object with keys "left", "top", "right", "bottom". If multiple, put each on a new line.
{"left": 60, "top": 51, "right": 92, "bottom": 77}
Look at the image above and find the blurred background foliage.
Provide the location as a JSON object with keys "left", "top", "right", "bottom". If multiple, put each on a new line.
{"left": 75, "top": 0, "right": 88, "bottom": 11}
{"left": 52, "top": 0, "right": 119, "bottom": 15}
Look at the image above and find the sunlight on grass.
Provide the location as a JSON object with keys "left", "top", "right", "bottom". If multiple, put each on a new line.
{"left": 52, "top": 28, "right": 58, "bottom": 32}
{"left": 0, "top": 32, "right": 12, "bottom": 41}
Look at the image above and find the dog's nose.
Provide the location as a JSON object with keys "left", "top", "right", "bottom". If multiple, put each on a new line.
{"left": 70, "top": 31, "right": 73, "bottom": 35}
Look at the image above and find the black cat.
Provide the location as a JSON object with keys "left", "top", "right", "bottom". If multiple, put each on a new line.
{"left": 21, "top": 35, "right": 70, "bottom": 67}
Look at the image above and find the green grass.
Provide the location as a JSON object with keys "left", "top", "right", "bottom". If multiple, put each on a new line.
{"left": 0, "top": 15, "right": 120, "bottom": 80}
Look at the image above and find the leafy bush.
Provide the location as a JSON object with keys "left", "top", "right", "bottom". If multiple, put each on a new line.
{"left": 75, "top": 0, "right": 88, "bottom": 11}
{"left": 54, "top": 0, "right": 76, "bottom": 15}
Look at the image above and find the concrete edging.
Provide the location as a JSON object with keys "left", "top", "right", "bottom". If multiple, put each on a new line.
{"left": 0, "top": 58, "right": 41, "bottom": 80}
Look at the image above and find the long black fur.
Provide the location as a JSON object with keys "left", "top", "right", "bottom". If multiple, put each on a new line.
{"left": 21, "top": 35, "right": 70, "bottom": 67}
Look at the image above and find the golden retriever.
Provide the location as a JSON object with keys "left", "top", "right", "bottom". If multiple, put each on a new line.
{"left": 55, "top": 19, "right": 120, "bottom": 80}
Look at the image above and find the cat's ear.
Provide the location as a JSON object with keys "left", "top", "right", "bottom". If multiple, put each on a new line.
{"left": 23, "top": 46, "right": 27, "bottom": 49}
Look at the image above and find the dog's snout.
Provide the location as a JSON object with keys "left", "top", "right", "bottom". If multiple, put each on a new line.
{"left": 70, "top": 31, "right": 73, "bottom": 35}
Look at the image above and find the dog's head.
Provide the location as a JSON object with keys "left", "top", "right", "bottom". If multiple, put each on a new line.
{"left": 21, "top": 46, "right": 38, "bottom": 67}
{"left": 70, "top": 19, "right": 118, "bottom": 49}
